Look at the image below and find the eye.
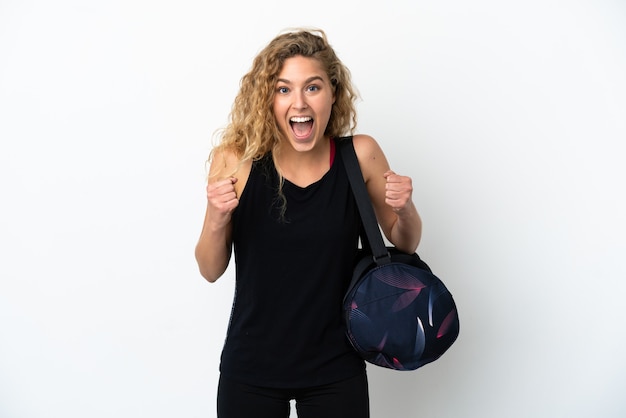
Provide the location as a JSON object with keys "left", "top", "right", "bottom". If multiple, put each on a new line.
{"left": 307, "top": 85, "right": 320, "bottom": 92}
{"left": 277, "top": 86, "right": 289, "bottom": 94}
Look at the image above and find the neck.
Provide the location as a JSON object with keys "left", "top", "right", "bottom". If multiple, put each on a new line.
{"left": 276, "top": 137, "right": 332, "bottom": 187}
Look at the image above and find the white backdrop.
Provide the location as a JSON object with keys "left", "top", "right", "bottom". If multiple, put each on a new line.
{"left": 1, "top": 1, "right": 625, "bottom": 417}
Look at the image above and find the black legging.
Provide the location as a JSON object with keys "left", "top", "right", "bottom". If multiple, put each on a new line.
{"left": 217, "top": 372, "right": 370, "bottom": 418}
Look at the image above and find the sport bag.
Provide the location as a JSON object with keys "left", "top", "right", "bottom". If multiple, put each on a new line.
{"left": 339, "top": 136, "right": 460, "bottom": 371}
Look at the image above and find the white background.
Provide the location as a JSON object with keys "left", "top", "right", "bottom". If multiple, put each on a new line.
{"left": 1, "top": 1, "right": 625, "bottom": 417}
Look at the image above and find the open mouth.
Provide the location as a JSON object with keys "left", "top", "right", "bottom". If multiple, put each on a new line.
{"left": 290, "top": 116, "right": 314, "bottom": 139}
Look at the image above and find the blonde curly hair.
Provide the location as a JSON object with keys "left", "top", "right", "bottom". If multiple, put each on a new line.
{"left": 209, "top": 28, "right": 359, "bottom": 177}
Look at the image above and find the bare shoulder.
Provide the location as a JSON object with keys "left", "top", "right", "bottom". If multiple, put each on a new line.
{"left": 208, "top": 146, "right": 252, "bottom": 196}
{"left": 352, "top": 134, "right": 390, "bottom": 182}
{"left": 352, "top": 134, "right": 380, "bottom": 156}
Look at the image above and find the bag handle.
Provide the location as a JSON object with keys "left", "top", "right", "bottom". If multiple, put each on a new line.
{"left": 338, "top": 136, "right": 392, "bottom": 266}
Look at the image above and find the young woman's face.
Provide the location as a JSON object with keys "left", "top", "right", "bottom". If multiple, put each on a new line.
{"left": 273, "top": 55, "right": 335, "bottom": 153}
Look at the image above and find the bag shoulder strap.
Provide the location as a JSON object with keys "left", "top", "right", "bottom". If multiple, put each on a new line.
{"left": 338, "top": 136, "right": 391, "bottom": 265}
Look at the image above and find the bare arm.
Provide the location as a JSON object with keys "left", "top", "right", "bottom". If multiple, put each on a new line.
{"left": 194, "top": 149, "right": 249, "bottom": 282}
{"left": 353, "top": 134, "right": 422, "bottom": 254}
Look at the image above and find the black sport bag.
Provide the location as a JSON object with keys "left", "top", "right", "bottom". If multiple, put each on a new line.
{"left": 339, "top": 137, "right": 460, "bottom": 371}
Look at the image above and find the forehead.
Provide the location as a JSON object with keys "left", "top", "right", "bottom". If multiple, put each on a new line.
{"left": 277, "top": 56, "right": 328, "bottom": 81}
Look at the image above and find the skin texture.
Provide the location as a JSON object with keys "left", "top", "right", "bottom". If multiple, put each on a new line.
{"left": 195, "top": 54, "right": 422, "bottom": 283}
{"left": 273, "top": 56, "right": 335, "bottom": 161}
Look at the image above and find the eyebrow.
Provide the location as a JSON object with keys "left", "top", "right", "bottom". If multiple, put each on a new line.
{"left": 276, "top": 76, "right": 325, "bottom": 85}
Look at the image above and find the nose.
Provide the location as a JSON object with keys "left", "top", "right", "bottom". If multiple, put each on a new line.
{"left": 292, "top": 90, "right": 308, "bottom": 110}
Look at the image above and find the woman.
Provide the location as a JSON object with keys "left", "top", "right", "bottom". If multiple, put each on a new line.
{"left": 195, "top": 28, "right": 422, "bottom": 418}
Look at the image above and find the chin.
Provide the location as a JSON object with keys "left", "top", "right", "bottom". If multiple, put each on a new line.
{"left": 288, "top": 133, "right": 323, "bottom": 152}
{"left": 288, "top": 140, "right": 315, "bottom": 153}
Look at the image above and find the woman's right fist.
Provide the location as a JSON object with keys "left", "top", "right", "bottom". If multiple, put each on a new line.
{"left": 206, "top": 177, "right": 239, "bottom": 227}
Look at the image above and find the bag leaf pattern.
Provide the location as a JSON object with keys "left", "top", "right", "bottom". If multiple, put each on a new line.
{"left": 345, "top": 259, "right": 459, "bottom": 371}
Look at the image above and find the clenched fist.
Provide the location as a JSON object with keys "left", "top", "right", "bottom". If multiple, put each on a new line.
{"left": 383, "top": 170, "right": 414, "bottom": 214}
{"left": 206, "top": 177, "right": 239, "bottom": 229}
